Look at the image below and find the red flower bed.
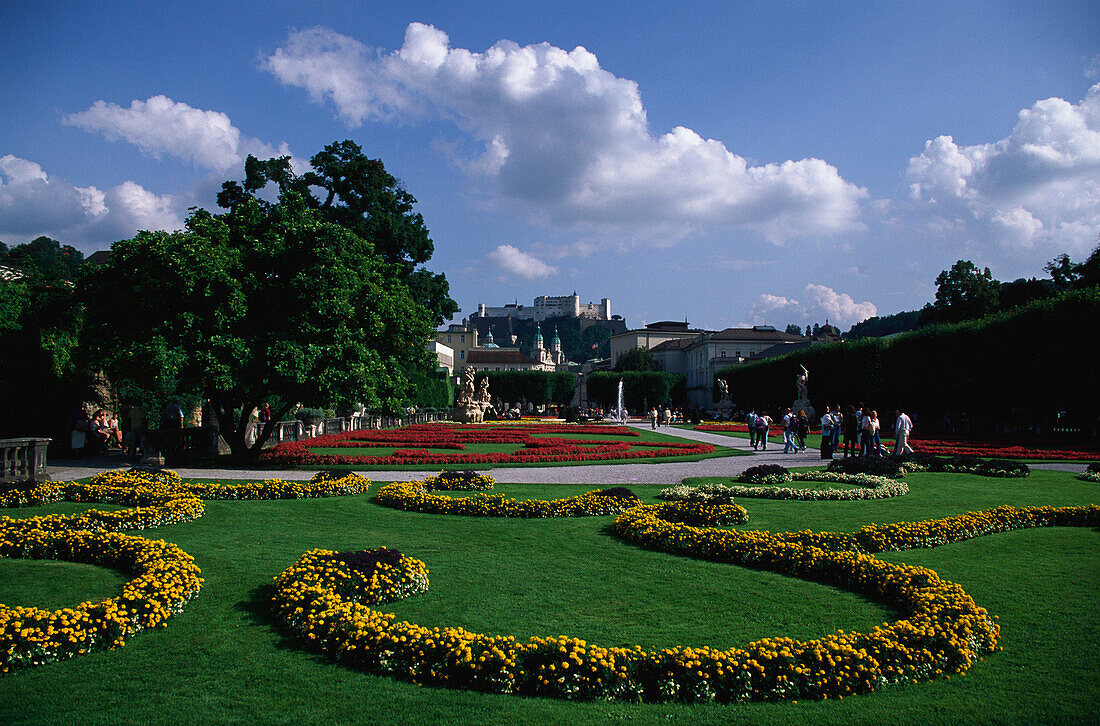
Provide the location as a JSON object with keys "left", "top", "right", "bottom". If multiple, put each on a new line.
{"left": 260, "top": 423, "right": 711, "bottom": 466}
{"left": 907, "top": 439, "right": 1100, "bottom": 461}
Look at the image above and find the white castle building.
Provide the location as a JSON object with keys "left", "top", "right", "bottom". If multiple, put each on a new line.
{"left": 475, "top": 292, "right": 611, "bottom": 322}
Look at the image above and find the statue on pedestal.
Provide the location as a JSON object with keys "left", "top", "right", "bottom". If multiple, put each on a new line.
{"left": 793, "top": 364, "right": 816, "bottom": 422}
{"left": 454, "top": 367, "right": 490, "bottom": 423}
{"left": 712, "top": 378, "right": 735, "bottom": 421}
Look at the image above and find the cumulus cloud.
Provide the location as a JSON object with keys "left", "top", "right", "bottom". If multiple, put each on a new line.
{"left": 263, "top": 24, "right": 867, "bottom": 243}
{"left": 487, "top": 244, "right": 558, "bottom": 279}
{"left": 0, "top": 154, "right": 183, "bottom": 249}
{"left": 750, "top": 284, "right": 876, "bottom": 328}
{"left": 64, "top": 95, "right": 304, "bottom": 172}
{"left": 906, "top": 83, "right": 1100, "bottom": 253}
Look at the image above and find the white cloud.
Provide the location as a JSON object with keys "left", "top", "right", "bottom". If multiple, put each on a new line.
{"left": 0, "top": 154, "right": 183, "bottom": 249}
{"left": 750, "top": 284, "right": 876, "bottom": 329}
{"left": 64, "top": 95, "right": 304, "bottom": 172}
{"left": 487, "top": 244, "right": 558, "bottom": 279}
{"left": 264, "top": 24, "right": 867, "bottom": 244}
{"left": 906, "top": 83, "right": 1100, "bottom": 253}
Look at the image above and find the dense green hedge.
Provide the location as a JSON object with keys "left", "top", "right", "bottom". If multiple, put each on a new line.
{"left": 717, "top": 288, "right": 1099, "bottom": 425}
{"left": 474, "top": 370, "right": 576, "bottom": 406}
{"left": 587, "top": 371, "right": 685, "bottom": 410}
{"left": 409, "top": 368, "right": 453, "bottom": 408}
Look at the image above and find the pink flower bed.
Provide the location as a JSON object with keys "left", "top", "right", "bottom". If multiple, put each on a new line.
{"left": 260, "top": 423, "right": 714, "bottom": 466}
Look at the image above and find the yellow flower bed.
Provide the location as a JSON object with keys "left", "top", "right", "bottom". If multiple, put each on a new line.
{"left": 0, "top": 468, "right": 372, "bottom": 672}
{"left": 375, "top": 479, "right": 640, "bottom": 518}
{"left": 270, "top": 502, "right": 1099, "bottom": 703}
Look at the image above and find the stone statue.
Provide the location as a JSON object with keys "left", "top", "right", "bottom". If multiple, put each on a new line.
{"left": 712, "top": 378, "right": 734, "bottom": 421}
{"left": 796, "top": 365, "right": 809, "bottom": 401}
{"left": 454, "top": 366, "right": 489, "bottom": 423}
{"left": 792, "top": 364, "right": 815, "bottom": 423}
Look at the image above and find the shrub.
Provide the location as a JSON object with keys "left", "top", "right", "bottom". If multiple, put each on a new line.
{"left": 738, "top": 464, "right": 792, "bottom": 486}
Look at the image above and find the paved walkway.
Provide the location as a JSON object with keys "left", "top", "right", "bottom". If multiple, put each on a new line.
{"left": 45, "top": 426, "right": 1088, "bottom": 486}
{"left": 45, "top": 425, "right": 826, "bottom": 486}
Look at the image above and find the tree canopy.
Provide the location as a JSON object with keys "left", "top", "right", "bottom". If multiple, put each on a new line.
{"left": 920, "top": 260, "right": 1001, "bottom": 325}
{"left": 218, "top": 140, "right": 458, "bottom": 326}
{"left": 614, "top": 346, "right": 656, "bottom": 372}
{"left": 79, "top": 144, "right": 444, "bottom": 458}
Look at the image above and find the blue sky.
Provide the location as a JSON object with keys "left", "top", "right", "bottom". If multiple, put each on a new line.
{"left": 2, "top": 1, "right": 1098, "bottom": 331}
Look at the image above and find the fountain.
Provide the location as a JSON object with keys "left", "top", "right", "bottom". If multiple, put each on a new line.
{"left": 616, "top": 379, "right": 625, "bottom": 423}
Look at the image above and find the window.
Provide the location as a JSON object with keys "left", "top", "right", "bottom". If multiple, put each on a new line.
{"left": 721, "top": 350, "right": 726, "bottom": 357}
{"left": 460, "top": 350, "right": 465, "bottom": 358}
{"left": 446, "top": 335, "right": 452, "bottom": 343}
{"left": 460, "top": 334, "right": 466, "bottom": 343}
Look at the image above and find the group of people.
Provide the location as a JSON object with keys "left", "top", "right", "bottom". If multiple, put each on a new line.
{"left": 743, "top": 405, "right": 915, "bottom": 458}
{"left": 819, "top": 404, "right": 914, "bottom": 458}
{"left": 648, "top": 406, "right": 684, "bottom": 428}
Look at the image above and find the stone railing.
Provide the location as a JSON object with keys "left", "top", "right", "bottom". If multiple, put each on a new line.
{"left": 245, "top": 411, "right": 450, "bottom": 444}
{"left": 0, "top": 437, "right": 51, "bottom": 483}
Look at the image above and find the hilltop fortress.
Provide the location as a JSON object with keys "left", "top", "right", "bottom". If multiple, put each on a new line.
{"left": 474, "top": 292, "right": 612, "bottom": 322}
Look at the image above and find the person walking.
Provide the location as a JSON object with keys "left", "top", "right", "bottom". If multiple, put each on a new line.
{"left": 755, "top": 411, "right": 771, "bottom": 450}
{"left": 781, "top": 408, "right": 795, "bottom": 453}
{"left": 746, "top": 409, "right": 758, "bottom": 449}
{"left": 894, "top": 409, "right": 914, "bottom": 456}
{"left": 796, "top": 409, "right": 809, "bottom": 451}
{"left": 650, "top": 407, "right": 658, "bottom": 429}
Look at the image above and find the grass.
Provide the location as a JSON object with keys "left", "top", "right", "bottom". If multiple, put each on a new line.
{"left": 0, "top": 470, "right": 1097, "bottom": 724}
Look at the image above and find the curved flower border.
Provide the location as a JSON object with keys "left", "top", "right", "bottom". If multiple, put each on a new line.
{"left": 375, "top": 477, "right": 640, "bottom": 518}
{"left": 270, "top": 501, "right": 1099, "bottom": 702}
{"left": 660, "top": 472, "right": 908, "bottom": 502}
{"left": 0, "top": 469, "right": 371, "bottom": 672}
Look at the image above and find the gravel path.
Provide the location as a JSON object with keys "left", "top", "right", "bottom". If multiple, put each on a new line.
{"left": 45, "top": 424, "right": 827, "bottom": 486}
{"left": 45, "top": 426, "right": 1089, "bottom": 485}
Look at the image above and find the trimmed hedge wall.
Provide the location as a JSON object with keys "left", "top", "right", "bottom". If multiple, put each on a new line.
{"left": 717, "top": 288, "right": 1099, "bottom": 428}
{"left": 474, "top": 370, "right": 576, "bottom": 406}
{"left": 587, "top": 371, "right": 685, "bottom": 410}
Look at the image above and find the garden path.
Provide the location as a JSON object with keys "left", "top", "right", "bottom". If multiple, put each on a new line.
{"left": 44, "top": 427, "right": 1087, "bottom": 485}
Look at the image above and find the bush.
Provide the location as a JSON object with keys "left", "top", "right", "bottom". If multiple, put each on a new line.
{"left": 827, "top": 457, "right": 908, "bottom": 478}
{"left": 738, "top": 464, "right": 792, "bottom": 485}
{"left": 561, "top": 406, "right": 578, "bottom": 423}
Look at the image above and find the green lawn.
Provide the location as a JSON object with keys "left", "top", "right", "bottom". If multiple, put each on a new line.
{"left": 0, "top": 470, "right": 1097, "bottom": 724}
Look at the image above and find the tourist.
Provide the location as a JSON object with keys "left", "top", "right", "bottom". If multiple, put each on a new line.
{"left": 662, "top": 407, "right": 672, "bottom": 426}
{"left": 87, "top": 409, "right": 110, "bottom": 453}
{"left": 831, "top": 403, "right": 842, "bottom": 451}
{"left": 782, "top": 408, "right": 796, "bottom": 453}
{"left": 746, "top": 409, "right": 758, "bottom": 449}
{"left": 894, "top": 408, "right": 914, "bottom": 456}
{"left": 755, "top": 411, "right": 771, "bottom": 450}
{"left": 865, "top": 410, "right": 881, "bottom": 457}
{"left": 107, "top": 412, "right": 123, "bottom": 447}
{"left": 820, "top": 406, "right": 833, "bottom": 454}
{"left": 650, "top": 407, "right": 658, "bottom": 429}
{"left": 842, "top": 405, "right": 859, "bottom": 458}
{"left": 856, "top": 402, "right": 866, "bottom": 456}
{"left": 162, "top": 399, "right": 185, "bottom": 429}
{"left": 796, "top": 409, "right": 809, "bottom": 451}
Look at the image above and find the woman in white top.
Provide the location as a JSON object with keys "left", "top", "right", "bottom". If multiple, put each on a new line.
{"left": 867, "top": 410, "right": 881, "bottom": 457}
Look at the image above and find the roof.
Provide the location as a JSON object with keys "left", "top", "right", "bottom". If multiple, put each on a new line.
{"left": 752, "top": 341, "right": 813, "bottom": 360}
{"left": 651, "top": 337, "right": 697, "bottom": 352}
{"left": 466, "top": 350, "right": 541, "bottom": 365}
{"left": 707, "top": 327, "right": 806, "bottom": 342}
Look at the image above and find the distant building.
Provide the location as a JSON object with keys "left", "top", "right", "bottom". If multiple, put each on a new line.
{"left": 474, "top": 292, "right": 612, "bottom": 322}
{"left": 612, "top": 322, "right": 830, "bottom": 407}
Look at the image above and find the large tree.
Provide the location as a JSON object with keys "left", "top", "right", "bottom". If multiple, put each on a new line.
{"left": 218, "top": 140, "right": 458, "bottom": 326}
{"left": 921, "top": 259, "right": 1001, "bottom": 325}
{"left": 80, "top": 148, "right": 442, "bottom": 459}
